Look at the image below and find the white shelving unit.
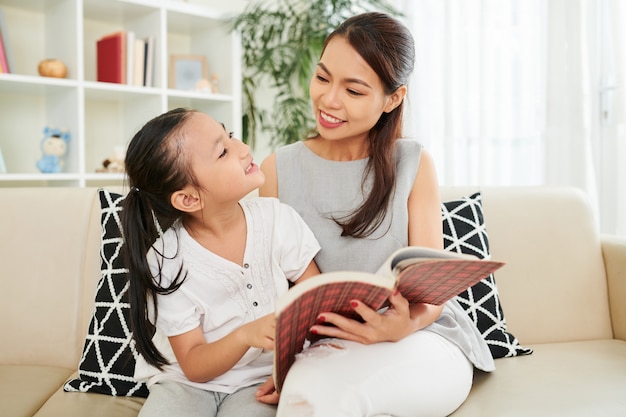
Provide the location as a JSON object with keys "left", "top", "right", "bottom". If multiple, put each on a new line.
{"left": 0, "top": 0, "right": 241, "bottom": 187}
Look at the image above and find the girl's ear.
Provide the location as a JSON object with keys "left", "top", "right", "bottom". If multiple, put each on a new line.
{"left": 171, "top": 187, "right": 202, "bottom": 213}
{"left": 383, "top": 85, "right": 408, "bottom": 113}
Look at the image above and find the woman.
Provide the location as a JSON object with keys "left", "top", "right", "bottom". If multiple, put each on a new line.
{"left": 259, "top": 12, "right": 494, "bottom": 417}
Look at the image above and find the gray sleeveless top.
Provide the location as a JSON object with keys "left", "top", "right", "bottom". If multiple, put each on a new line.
{"left": 276, "top": 140, "right": 495, "bottom": 371}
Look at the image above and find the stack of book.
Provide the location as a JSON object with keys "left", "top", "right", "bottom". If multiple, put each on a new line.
{"left": 96, "top": 30, "right": 154, "bottom": 86}
{"left": 0, "top": 8, "right": 14, "bottom": 74}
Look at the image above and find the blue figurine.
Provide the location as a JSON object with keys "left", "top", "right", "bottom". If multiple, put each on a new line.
{"left": 36, "top": 127, "right": 70, "bottom": 173}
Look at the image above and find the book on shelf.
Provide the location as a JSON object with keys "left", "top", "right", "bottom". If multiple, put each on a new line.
{"left": 143, "top": 35, "right": 155, "bottom": 87}
{"left": 0, "top": 37, "right": 5, "bottom": 73}
{"left": 0, "top": 145, "right": 6, "bottom": 173}
{"left": 273, "top": 246, "right": 505, "bottom": 393}
{"left": 0, "top": 29, "right": 6, "bottom": 73}
{"left": 96, "top": 31, "right": 126, "bottom": 84}
{"left": 126, "top": 31, "right": 135, "bottom": 86}
{"left": 0, "top": 7, "right": 14, "bottom": 73}
{"left": 132, "top": 37, "right": 146, "bottom": 86}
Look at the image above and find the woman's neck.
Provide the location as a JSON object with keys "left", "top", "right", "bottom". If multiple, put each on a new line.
{"left": 306, "top": 135, "right": 369, "bottom": 161}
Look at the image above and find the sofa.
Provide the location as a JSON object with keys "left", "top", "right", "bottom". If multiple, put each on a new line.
{"left": 1, "top": 186, "right": 625, "bottom": 417}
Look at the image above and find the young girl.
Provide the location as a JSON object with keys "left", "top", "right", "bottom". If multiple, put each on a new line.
{"left": 121, "top": 108, "right": 320, "bottom": 416}
{"left": 260, "top": 12, "right": 495, "bottom": 417}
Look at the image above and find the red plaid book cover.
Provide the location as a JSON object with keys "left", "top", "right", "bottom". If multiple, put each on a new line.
{"left": 274, "top": 274, "right": 392, "bottom": 392}
{"left": 396, "top": 259, "right": 504, "bottom": 305}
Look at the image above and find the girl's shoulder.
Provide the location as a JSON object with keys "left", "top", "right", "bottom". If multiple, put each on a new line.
{"left": 240, "top": 195, "right": 280, "bottom": 211}
{"left": 241, "top": 197, "right": 306, "bottom": 227}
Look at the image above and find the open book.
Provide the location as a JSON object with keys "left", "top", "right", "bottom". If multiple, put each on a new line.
{"left": 273, "top": 246, "right": 505, "bottom": 392}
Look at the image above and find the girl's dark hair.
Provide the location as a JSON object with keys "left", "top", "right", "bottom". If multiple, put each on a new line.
{"left": 322, "top": 12, "right": 415, "bottom": 238}
{"left": 121, "top": 107, "right": 197, "bottom": 369}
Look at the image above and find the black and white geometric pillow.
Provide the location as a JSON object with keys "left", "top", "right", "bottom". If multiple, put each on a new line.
{"left": 443, "top": 192, "right": 533, "bottom": 359}
{"left": 64, "top": 189, "right": 149, "bottom": 397}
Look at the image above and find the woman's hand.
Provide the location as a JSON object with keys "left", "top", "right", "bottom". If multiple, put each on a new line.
{"left": 256, "top": 376, "right": 279, "bottom": 405}
{"left": 309, "top": 290, "right": 421, "bottom": 344}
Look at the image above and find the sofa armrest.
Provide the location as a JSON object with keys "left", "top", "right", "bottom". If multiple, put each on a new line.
{"left": 602, "top": 234, "right": 626, "bottom": 341}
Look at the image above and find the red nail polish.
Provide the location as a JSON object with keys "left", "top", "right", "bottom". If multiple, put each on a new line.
{"left": 311, "top": 329, "right": 318, "bottom": 335}
{"left": 317, "top": 315, "right": 325, "bottom": 323}
{"left": 350, "top": 300, "right": 358, "bottom": 308}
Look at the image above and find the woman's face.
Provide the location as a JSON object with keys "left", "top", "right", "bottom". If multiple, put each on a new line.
{"left": 184, "top": 112, "right": 264, "bottom": 203}
{"left": 309, "top": 36, "right": 399, "bottom": 143}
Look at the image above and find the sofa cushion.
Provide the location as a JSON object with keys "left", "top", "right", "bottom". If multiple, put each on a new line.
{"left": 0, "top": 188, "right": 101, "bottom": 370}
{"left": 38, "top": 372, "right": 145, "bottom": 417}
{"left": 443, "top": 192, "right": 532, "bottom": 358}
{"left": 64, "top": 190, "right": 148, "bottom": 397}
{"left": 450, "top": 339, "right": 626, "bottom": 417}
{"left": 0, "top": 365, "right": 74, "bottom": 417}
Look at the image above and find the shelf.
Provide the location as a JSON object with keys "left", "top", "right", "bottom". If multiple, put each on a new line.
{"left": 0, "top": 74, "right": 78, "bottom": 93}
{"left": 83, "top": 81, "right": 161, "bottom": 100}
{"left": 0, "top": 0, "right": 241, "bottom": 188}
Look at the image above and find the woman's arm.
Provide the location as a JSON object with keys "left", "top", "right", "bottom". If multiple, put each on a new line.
{"left": 405, "top": 148, "right": 445, "bottom": 330}
{"left": 259, "top": 153, "right": 278, "bottom": 198}
{"left": 407, "top": 148, "right": 444, "bottom": 250}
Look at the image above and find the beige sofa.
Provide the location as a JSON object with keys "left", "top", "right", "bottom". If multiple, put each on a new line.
{"left": 1, "top": 186, "right": 625, "bottom": 417}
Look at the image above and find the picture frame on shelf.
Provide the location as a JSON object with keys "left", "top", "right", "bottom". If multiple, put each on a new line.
{"left": 169, "top": 54, "right": 208, "bottom": 91}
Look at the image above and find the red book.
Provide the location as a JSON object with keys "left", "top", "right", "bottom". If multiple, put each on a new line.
{"left": 96, "top": 31, "right": 126, "bottom": 84}
{"left": 273, "top": 246, "right": 505, "bottom": 393}
{"left": 0, "top": 24, "right": 8, "bottom": 73}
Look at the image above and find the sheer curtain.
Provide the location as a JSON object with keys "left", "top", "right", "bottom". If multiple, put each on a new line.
{"left": 401, "top": 0, "right": 547, "bottom": 186}
{"left": 399, "top": 0, "right": 626, "bottom": 236}
{"left": 593, "top": 0, "right": 626, "bottom": 236}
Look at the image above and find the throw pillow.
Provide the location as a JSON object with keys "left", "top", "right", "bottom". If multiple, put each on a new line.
{"left": 443, "top": 192, "right": 533, "bottom": 358}
{"left": 64, "top": 189, "right": 149, "bottom": 397}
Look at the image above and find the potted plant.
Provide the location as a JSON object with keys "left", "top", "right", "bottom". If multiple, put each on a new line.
{"left": 231, "top": 0, "right": 399, "bottom": 148}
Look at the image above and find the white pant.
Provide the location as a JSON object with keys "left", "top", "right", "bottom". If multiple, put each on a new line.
{"left": 277, "top": 331, "right": 473, "bottom": 417}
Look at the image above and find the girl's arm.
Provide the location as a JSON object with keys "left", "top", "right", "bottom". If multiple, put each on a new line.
{"left": 255, "top": 259, "right": 320, "bottom": 405}
{"left": 168, "top": 261, "right": 319, "bottom": 384}
{"left": 168, "top": 314, "right": 275, "bottom": 383}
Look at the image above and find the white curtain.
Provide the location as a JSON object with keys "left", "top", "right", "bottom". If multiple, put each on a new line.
{"left": 593, "top": 0, "right": 626, "bottom": 236}
{"left": 400, "top": 0, "right": 626, "bottom": 236}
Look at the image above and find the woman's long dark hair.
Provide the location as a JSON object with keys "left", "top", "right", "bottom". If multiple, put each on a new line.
{"left": 321, "top": 12, "right": 415, "bottom": 238}
{"left": 121, "top": 107, "right": 197, "bottom": 369}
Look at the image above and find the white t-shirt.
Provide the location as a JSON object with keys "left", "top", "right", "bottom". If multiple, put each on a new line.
{"left": 134, "top": 197, "right": 320, "bottom": 393}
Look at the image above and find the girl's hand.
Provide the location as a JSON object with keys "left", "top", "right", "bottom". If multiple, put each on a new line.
{"left": 239, "top": 313, "right": 276, "bottom": 350}
{"left": 309, "top": 290, "right": 437, "bottom": 344}
{"left": 256, "top": 376, "right": 279, "bottom": 404}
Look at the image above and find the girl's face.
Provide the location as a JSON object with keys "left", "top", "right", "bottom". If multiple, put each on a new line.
{"left": 184, "top": 112, "right": 264, "bottom": 203}
{"left": 309, "top": 36, "right": 399, "bottom": 143}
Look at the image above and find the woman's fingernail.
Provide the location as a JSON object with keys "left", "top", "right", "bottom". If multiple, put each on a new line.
{"left": 350, "top": 300, "right": 358, "bottom": 308}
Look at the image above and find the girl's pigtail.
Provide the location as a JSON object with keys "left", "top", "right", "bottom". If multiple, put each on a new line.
{"left": 122, "top": 189, "right": 169, "bottom": 369}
